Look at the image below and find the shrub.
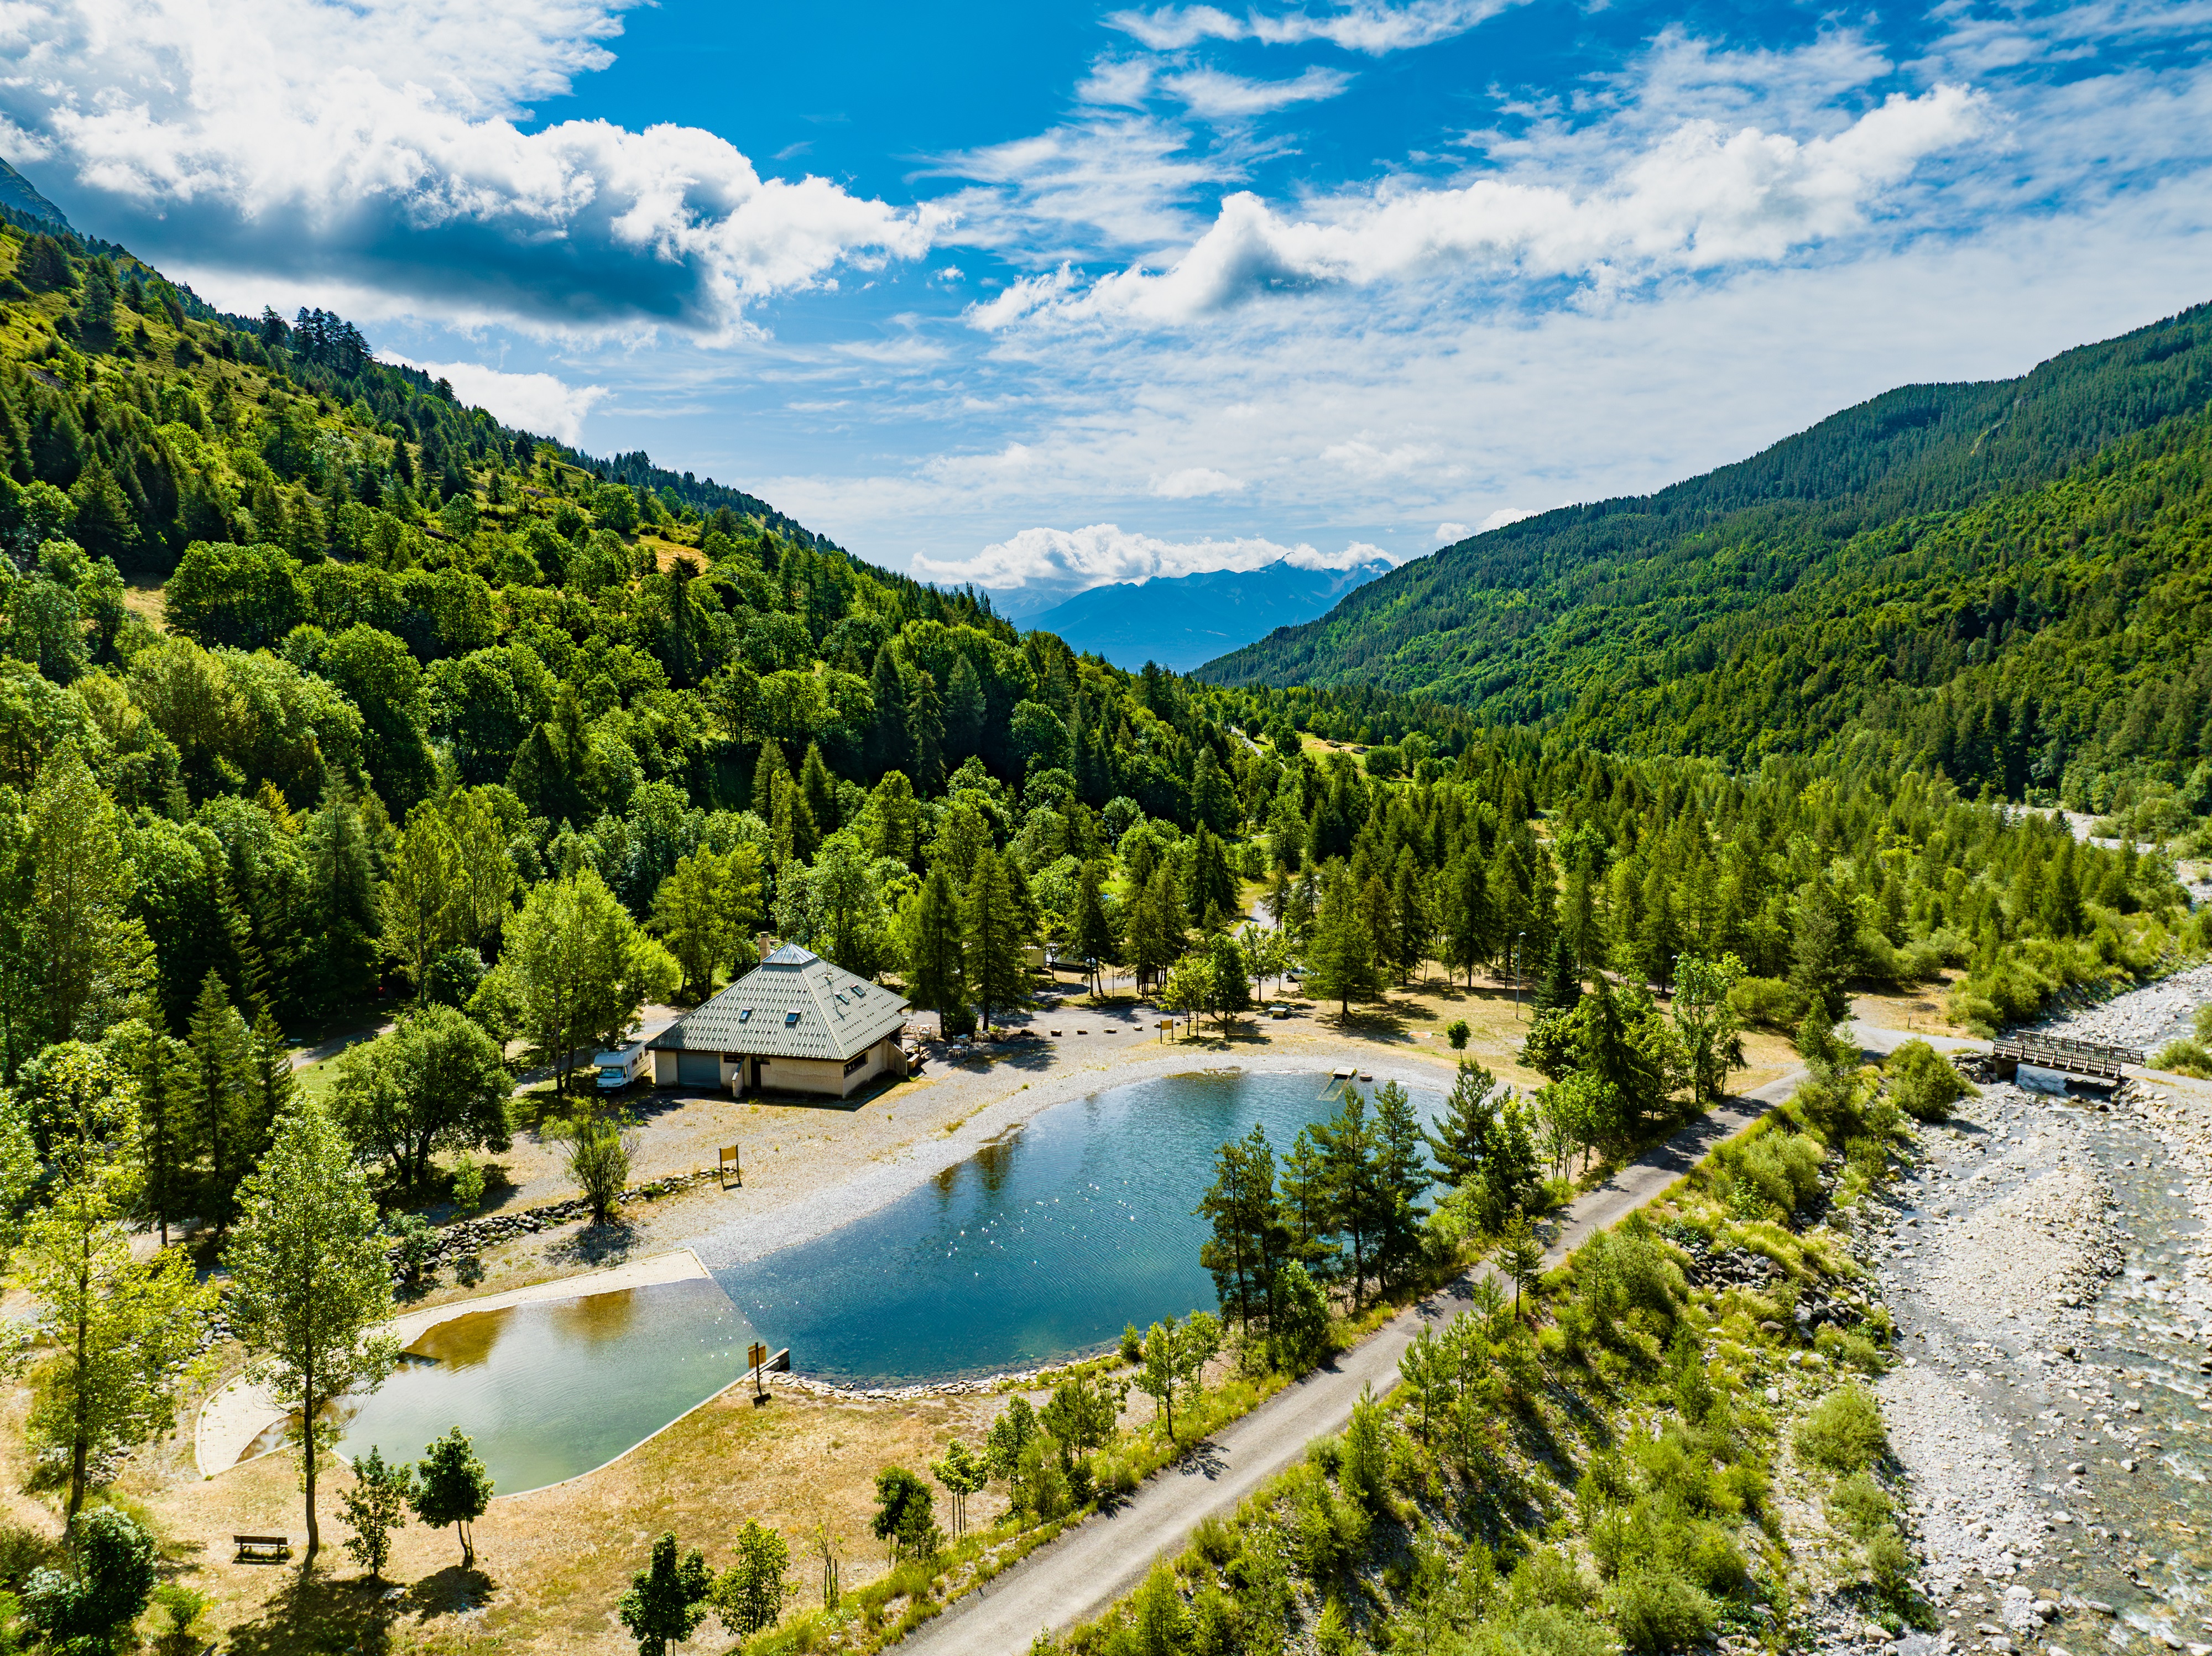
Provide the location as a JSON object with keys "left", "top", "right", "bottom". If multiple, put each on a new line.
{"left": 1447, "top": 1020, "right": 1471, "bottom": 1049}
{"left": 1886, "top": 1040, "right": 1973, "bottom": 1121}
{"left": 1674, "top": 1522, "right": 1747, "bottom": 1596}
{"left": 1795, "top": 1384, "right": 1887, "bottom": 1472}
{"left": 1482, "top": 1606, "right": 1614, "bottom": 1656}
{"left": 1119, "top": 1323, "right": 1143, "bottom": 1364}
{"left": 1864, "top": 1526, "right": 1916, "bottom": 1612}
{"left": 1827, "top": 1471, "right": 1892, "bottom": 1539}
{"left": 1609, "top": 1568, "right": 1716, "bottom": 1653}
{"left": 563, "top": 1112, "right": 635, "bottom": 1224}
{"left": 2153, "top": 1039, "right": 2212, "bottom": 1080}
{"left": 1727, "top": 977, "right": 1802, "bottom": 1031}
{"left": 1190, "top": 1514, "right": 1238, "bottom": 1567}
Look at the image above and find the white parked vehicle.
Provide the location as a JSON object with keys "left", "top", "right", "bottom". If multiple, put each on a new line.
{"left": 593, "top": 1042, "right": 648, "bottom": 1092}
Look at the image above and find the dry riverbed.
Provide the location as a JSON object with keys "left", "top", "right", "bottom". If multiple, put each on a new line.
{"left": 1827, "top": 973, "right": 2212, "bottom": 1656}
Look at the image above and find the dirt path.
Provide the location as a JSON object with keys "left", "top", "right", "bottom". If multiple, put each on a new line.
{"left": 896, "top": 1063, "right": 1814, "bottom": 1654}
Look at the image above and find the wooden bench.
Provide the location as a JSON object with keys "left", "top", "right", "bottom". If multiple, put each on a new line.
{"left": 233, "top": 1533, "right": 290, "bottom": 1563}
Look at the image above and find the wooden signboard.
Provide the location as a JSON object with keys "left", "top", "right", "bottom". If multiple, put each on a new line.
{"left": 719, "top": 1145, "right": 740, "bottom": 1188}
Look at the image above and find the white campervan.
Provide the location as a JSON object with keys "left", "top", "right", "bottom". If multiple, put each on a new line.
{"left": 593, "top": 1042, "right": 647, "bottom": 1093}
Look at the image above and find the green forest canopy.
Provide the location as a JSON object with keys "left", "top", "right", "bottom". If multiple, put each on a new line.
{"left": 1200, "top": 301, "right": 2212, "bottom": 817}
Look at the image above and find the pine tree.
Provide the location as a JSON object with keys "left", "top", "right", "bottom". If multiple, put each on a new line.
{"left": 305, "top": 782, "right": 379, "bottom": 1012}
{"left": 898, "top": 865, "right": 966, "bottom": 1028}
{"left": 1390, "top": 853, "right": 1428, "bottom": 984}
{"left": 246, "top": 1006, "right": 294, "bottom": 1168}
{"left": 961, "top": 849, "right": 1027, "bottom": 1032}
{"left": 1277, "top": 1126, "right": 1336, "bottom": 1278}
{"left": 1534, "top": 934, "right": 1583, "bottom": 1014}
{"left": 906, "top": 671, "right": 946, "bottom": 796}
{"left": 1196, "top": 1124, "right": 1283, "bottom": 1334}
{"left": 1072, "top": 861, "right": 1117, "bottom": 995}
{"left": 799, "top": 743, "right": 839, "bottom": 834}
{"left": 1437, "top": 853, "right": 1488, "bottom": 987}
{"left": 1425, "top": 1059, "right": 1502, "bottom": 1186}
{"left": 1304, "top": 865, "right": 1376, "bottom": 1016}
{"left": 1371, "top": 1080, "right": 1431, "bottom": 1289}
{"left": 867, "top": 646, "right": 910, "bottom": 779}
{"left": 943, "top": 654, "right": 986, "bottom": 760}
{"left": 1123, "top": 868, "right": 1182, "bottom": 996}
{"left": 1188, "top": 826, "right": 1236, "bottom": 924}
{"left": 752, "top": 740, "right": 791, "bottom": 818}
{"left": 1313, "top": 1088, "right": 1383, "bottom": 1309}
{"left": 1358, "top": 874, "right": 1395, "bottom": 988}
{"left": 185, "top": 973, "right": 254, "bottom": 1229}
{"left": 1790, "top": 875, "right": 1856, "bottom": 1022}
{"left": 126, "top": 1026, "right": 191, "bottom": 1246}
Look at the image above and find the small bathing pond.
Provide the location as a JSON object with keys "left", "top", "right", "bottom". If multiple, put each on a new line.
{"left": 713, "top": 1068, "right": 1444, "bottom": 1386}
{"left": 322, "top": 1277, "right": 748, "bottom": 1495}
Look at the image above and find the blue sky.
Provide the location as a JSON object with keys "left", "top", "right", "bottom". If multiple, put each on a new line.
{"left": 4, "top": 0, "right": 2210, "bottom": 610}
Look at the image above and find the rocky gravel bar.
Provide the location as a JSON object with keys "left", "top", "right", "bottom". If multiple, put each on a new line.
{"left": 1826, "top": 973, "right": 2212, "bottom": 1656}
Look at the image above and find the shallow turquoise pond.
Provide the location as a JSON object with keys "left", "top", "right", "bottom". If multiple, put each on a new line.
{"left": 712, "top": 1068, "right": 1444, "bottom": 1385}
{"left": 326, "top": 1277, "right": 749, "bottom": 1494}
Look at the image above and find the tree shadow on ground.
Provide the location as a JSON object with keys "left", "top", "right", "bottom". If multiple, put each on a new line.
{"left": 547, "top": 1218, "right": 641, "bottom": 1268}
{"left": 221, "top": 1560, "right": 499, "bottom": 1656}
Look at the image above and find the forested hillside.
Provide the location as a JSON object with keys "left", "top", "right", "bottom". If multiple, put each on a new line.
{"left": 1201, "top": 304, "right": 2212, "bottom": 812}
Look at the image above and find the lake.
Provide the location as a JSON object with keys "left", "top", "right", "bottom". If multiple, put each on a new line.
{"left": 712, "top": 1068, "right": 1443, "bottom": 1385}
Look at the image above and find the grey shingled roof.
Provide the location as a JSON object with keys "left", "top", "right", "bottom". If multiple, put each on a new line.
{"left": 649, "top": 944, "right": 909, "bottom": 1062}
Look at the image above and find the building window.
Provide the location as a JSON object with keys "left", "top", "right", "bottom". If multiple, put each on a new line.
{"left": 785, "top": 1011, "right": 801, "bottom": 1026}
{"left": 738, "top": 1009, "right": 752, "bottom": 1023}
{"left": 843, "top": 1053, "right": 868, "bottom": 1076}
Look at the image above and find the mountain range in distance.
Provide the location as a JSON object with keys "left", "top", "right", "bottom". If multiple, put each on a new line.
{"left": 1016, "top": 557, "right": 1394, "bottom": 672}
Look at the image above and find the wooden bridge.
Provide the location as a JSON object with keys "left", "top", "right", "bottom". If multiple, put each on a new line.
{"left": 1989, "top": 1033, "right": 2145, "bottom": 1083}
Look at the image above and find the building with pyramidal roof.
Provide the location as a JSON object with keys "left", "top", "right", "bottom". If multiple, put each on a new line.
{"left": 646, "top": 943, "right": 910, "bottom": 1098}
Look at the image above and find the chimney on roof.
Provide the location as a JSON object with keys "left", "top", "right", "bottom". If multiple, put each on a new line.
{"left": 758, "top": 933, "right": 776, "bottom": 962}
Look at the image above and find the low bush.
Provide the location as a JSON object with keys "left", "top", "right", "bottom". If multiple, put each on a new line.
{"left": 1479, "top": 1607, "right": 1615, "bottom": 1656}
{"left": 1826, "top": 1471, "right": 1892, "bottom": 1539}
{"left": 1727, "top": 977, "right": 1802, "bottom": 1031}
{"left": 1864, "top": 1526, "right": 1916, "bottom": 1613}
{"left": 1795, "top": 1384, "right": 1887, "bottom": 1472}
{"left": 2153, "top": 1038, "right": 2212, "bottom": 1079}
{"left": 1610, "top": 1568, "right": 1716, "bottom": 1653}
{"left": 1885, "top": 1040, "right": 1973, "bottom": 1121}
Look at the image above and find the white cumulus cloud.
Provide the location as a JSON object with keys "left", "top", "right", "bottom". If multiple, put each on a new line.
{"left": 971, "top": 83, "right": 1987, "bottom": 329}
{"left": 1479, "top": 506, "right": 1540, "bottom": 531}
{"left": 1433, "top": 520, "right": 1469, "bottom": 541}
{"left": 912, "top": 523, "right": 1392, "bottom": 594}
{"left": 0, "top": 0, "right": 940, "bottom": 336}
{"left": 383, "top": 355, "right": 606, "bottom": 442}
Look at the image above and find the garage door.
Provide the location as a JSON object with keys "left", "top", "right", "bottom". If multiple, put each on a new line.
{"left": 675, "top": 1051, "right": 721, "bottom": 1086}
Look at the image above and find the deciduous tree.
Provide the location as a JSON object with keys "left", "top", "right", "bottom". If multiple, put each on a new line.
{"left": 226, "top": 1103, "right": 400, "bottom": 1560}
{"left": 415, "top": 1425, "right": 494, "bottom": 1568}
{"left": 18, "top": 1045, "right": 211, "bottom": 1519}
